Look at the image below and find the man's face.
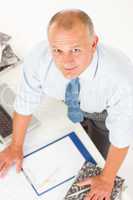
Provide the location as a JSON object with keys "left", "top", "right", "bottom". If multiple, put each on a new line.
{"left": 48, "top": 23, "right": 98, "bottom": 79}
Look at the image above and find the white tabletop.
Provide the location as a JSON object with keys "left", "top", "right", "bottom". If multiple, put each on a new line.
{"left": 0, "top": 66, "right": 132, "bottom": 200}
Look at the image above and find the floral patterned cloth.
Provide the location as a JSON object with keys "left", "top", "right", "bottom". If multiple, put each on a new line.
{"left": 0, "top": 32, "right": 20, "bottom": 71}
{"left": 65, "top": 161, "right": 124, "bottom": 200}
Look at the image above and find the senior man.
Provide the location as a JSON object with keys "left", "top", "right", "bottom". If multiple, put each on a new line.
{"left": 0, "top": 9, "right": 133, "bottom": 200}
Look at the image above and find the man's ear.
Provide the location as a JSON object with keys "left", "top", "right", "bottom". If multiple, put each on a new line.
{"left": 91, "top": 35, "right": 99, "bottom": 52}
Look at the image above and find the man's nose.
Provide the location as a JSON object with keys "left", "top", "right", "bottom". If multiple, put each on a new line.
{"left": 63, "top": 53, "right": 74, "bottom": 64}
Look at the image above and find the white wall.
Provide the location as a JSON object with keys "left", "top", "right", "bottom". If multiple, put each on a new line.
{"left": 0, "top": 0, "right": 133, "bottom": 61}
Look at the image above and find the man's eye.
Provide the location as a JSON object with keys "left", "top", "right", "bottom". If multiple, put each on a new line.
{"left": 72, "top": 48, "right": 81, "bottom": 53}
{"left": 53, "top": 49, "right": 62, "bottom": 53}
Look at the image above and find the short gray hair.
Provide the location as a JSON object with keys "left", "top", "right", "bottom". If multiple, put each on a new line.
{"left": 48, "top": 9, "right": 94, "bottom": 37}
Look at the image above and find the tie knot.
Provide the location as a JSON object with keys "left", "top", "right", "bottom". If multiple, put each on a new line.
{"left": 70, "top": 77, "right": 79, "bottom": 83}
{"left": 66, "top": 78, "right": 80, "bottom": 95}
{"left": 70, "top": 77, "right": 79, "bottom": 86}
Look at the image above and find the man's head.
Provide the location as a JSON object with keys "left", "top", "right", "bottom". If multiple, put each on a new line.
{"left": 47, "top": 9, "right": 98, "bottom": 79}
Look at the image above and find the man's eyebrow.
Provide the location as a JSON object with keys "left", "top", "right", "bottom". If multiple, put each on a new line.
{"left": 51, "top": 45, "right": 81, "bottom": 48}
{"left": 71, "top": 45, "right": 81, "bottom": 48}
{"left": 51, "top": 45, "right": 58, "bottom": 48}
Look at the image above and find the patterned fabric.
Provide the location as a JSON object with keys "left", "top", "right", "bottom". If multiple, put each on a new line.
{"left": 0, "top": 32, "right": 11, "bottom": 63}
{"left": 0, "top": 32, "right": 20, "bottom": 72}
{"left": 65, "top": 78, "right": 84, "bottom": 123}
{"left": 65, "top": 161, "right": 124, "bottom": 200}
{"left": 0, "top": 44, "right": 20, "bottom": 69}
{"left": 0, "top": 32, "right": 11, "bottom": 45}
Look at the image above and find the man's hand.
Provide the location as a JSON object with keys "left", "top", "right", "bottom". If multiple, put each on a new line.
{"left": 77, "top": 174, "right": 114, "bottom": 200}
{"left": 0, "top": 144, "right": 23, "bottom": 177}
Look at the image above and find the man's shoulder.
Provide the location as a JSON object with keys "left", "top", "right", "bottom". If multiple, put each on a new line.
{"left": 22, "top": 40, "right": 52, "bottom": 72}
{"left": 26, "top": 40, "right": 50, "bottom": 61}
{"left": 98, "top": 43, "right": 133, "bottom": 83}
{"left": 98, "top": 43, "right": 132, "bottom": 66}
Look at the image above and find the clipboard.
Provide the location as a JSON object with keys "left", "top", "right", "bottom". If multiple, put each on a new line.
{"left": 22, "top": 132, "right": 96, "bottom": 196}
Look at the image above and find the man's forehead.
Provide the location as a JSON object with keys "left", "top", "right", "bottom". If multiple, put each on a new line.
{"left": 48, "top": 22, "right": 89, "bottom": 36}
{"left": 48, "top": 37, "right": 90, "bottom": 50}
{"left": 48, "top": 27, "right": 90, "bottom": 48}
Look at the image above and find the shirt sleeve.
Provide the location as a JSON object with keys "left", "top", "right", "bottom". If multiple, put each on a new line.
{"left": 106, "top": 84, "right": 133, "bottom": 148}
{"left": 14, "top": 49, "right": 42, "bottom": 115}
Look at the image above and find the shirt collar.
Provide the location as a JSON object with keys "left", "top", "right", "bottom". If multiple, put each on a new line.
{"left": 79, "top": 47, "right": 98, "bottom": 81}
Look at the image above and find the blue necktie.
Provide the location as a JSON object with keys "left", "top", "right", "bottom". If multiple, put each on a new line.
{"left": 65, "top": 78, "right": 84, "bottom": 123}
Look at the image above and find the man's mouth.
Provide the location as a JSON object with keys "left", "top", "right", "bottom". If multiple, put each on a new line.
{"left": 64, "top": 66, "right": 78, "bottom": 71}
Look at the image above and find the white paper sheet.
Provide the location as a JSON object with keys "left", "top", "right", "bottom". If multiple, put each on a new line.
{"left": 23, "top": 136, "right": 85, "bottom": 195}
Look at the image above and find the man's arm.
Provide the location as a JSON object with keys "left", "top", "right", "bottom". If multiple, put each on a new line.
{"left": 102, "top": 144, "right": 129, "bottom": 180}
{"left": 12, "top": 112, "right": 32, "bottom": 147}
{"left": 0, "top": 112, "right": 32, "bottom": 177}
{"left": 78, "top": 144, "right": 129, "bottom": 200}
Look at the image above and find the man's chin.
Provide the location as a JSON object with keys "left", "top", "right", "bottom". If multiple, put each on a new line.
{"left": 63, "top": 73, "right": 78, "bottom": 79}
{"left": 62, "top": 70, "right": 80, "bottom": 79}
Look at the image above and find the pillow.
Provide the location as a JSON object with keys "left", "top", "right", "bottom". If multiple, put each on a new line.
{"left": 0, "top": 32, "right": 11, "bottom": 62}
{"left": 0, "top": 44, "right": 20, "bottom": 71}
{"left": 0, "top": 32, "right": 11, "bottom": 45}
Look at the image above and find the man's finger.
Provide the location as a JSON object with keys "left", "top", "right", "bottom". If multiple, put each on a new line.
{"left": 16, "top": 159, "right": 22, "bottom": 173}
{"left": 0, "top": 162, "right": 10, "bottom": 178}
{"left": 0, "top": 161, "right": 5, "bottom": 172}
{"left": 84, "top": 192, "right": 95, "bottom": 200}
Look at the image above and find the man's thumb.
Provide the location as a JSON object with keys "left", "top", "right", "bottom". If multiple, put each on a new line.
{"left": 77, "top": 177, "right": 92, "bottom": 187}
